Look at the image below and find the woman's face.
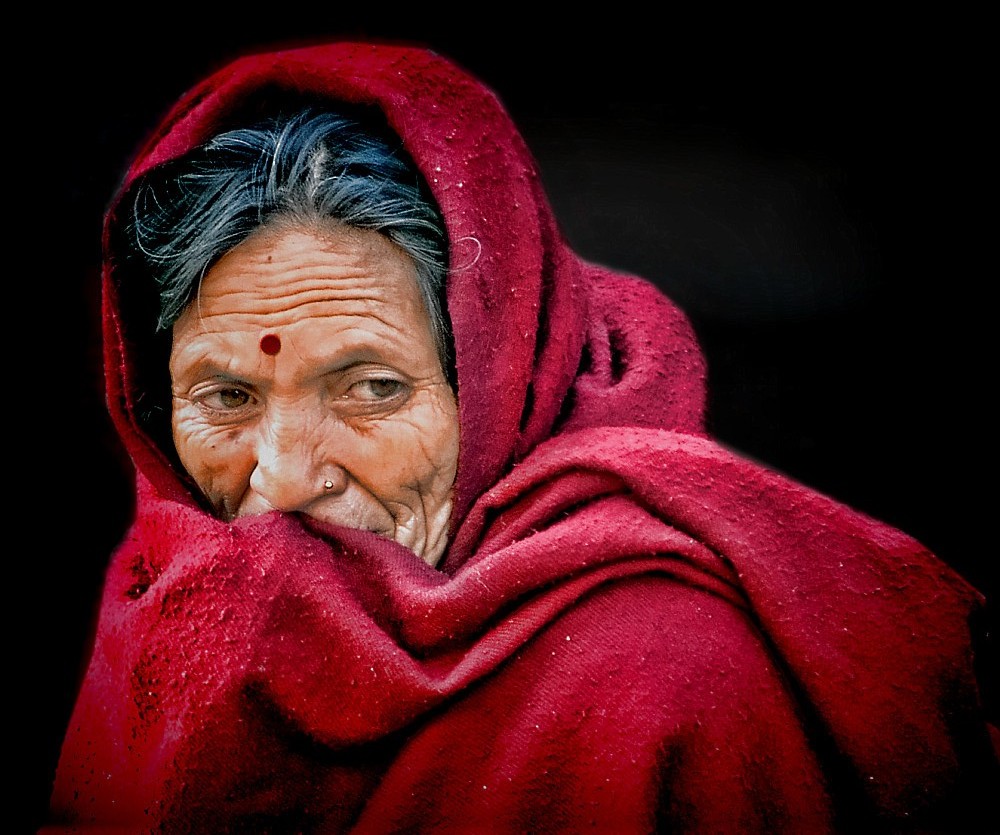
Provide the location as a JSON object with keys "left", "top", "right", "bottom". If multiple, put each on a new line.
{"left": 169, "top": 221, "right": 459, "bottom": 566}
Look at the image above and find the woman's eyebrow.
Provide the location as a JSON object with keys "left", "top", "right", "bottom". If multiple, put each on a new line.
{"left": 170, "top": 344, "right": 261, "bottom": 383}
{"left": 317, "top": 348, "right": 392, "bottom": 373}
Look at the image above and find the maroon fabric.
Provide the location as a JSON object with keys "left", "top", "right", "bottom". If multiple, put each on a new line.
{"left": 47, "top": 42, "right": 998, "bottom": 832}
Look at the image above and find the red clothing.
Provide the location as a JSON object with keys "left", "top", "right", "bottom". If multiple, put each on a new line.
{"left": 47, "top": 42, "right": 998, "bottom": 832}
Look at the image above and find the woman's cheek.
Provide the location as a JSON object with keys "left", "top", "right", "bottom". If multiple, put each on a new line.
{"left": 421, "top": 392, "right": 460, "bottom": 485}
{"left": 369, "top": 398, "right": 458, "bottom": 496}
{"left": 174, "top": 414, "right": 256, "bottom": 507}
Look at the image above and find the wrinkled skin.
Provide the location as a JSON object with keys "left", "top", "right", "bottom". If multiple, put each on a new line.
{"left": 170, "top": 220, "right": 460, "bottom": 566}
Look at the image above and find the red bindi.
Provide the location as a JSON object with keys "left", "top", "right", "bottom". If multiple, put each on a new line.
{"left": 259, "top": 334, "right": 281, "bottom": 355}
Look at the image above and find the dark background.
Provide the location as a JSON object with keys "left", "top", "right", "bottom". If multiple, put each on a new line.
{"left": 23, "top": 16, "right": 994, "bottom": 832}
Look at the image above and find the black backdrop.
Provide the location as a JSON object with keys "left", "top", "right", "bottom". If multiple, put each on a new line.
{"left": 24, "top": 17, "right": 995, "bottom": 831}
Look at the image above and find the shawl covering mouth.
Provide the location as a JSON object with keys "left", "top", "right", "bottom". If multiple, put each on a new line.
{"left": 46, "top": 41, "right": 998, "bottom": 832}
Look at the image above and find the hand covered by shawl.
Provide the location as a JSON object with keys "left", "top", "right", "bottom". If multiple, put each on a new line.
{"left": 46, "top": 42, "right": 999, "bottom": 833}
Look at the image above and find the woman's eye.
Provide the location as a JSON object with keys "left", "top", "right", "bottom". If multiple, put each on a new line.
{"left": 204, "top": 388, "right": 254, "bottom": 410}
{"left": 349, "top": 378, "right": 406, "bottom": 401}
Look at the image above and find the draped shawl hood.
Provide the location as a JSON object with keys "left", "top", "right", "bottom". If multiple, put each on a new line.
{"left": 47, "top": 41, "right": 998, "bottom": 833}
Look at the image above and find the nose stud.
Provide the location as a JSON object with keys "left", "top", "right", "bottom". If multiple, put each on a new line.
{"left": 323, "top": 479, "right": 335, "bottom": 490}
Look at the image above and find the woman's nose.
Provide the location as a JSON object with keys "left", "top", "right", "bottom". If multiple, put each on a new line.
{"left": 249, "top": 410, "right": 345, "bottom": 512}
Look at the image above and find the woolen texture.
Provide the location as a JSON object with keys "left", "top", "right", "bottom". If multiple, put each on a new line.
{"left": 47, "top": 42, "right": 998, "bottom": 832}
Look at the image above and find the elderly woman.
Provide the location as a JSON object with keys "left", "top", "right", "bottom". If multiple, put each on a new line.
{"left": 48, "top": 42, "right": 997, "bottom": 832}
{"left": 126, "top": 106, "right": 459, "bottom": 566}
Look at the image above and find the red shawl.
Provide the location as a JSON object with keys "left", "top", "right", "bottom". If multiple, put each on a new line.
{"left": 47, "top": 42, "right": 998, "bottom": 832}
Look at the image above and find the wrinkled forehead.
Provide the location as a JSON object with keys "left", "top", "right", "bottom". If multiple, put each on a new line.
{"left": 170, "top": 222, "right": 437, "bottom": 363}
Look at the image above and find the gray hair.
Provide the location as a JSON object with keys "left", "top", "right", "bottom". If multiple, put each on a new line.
{"left": 122, "top": 107, "right": 451, "bottom": 370}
